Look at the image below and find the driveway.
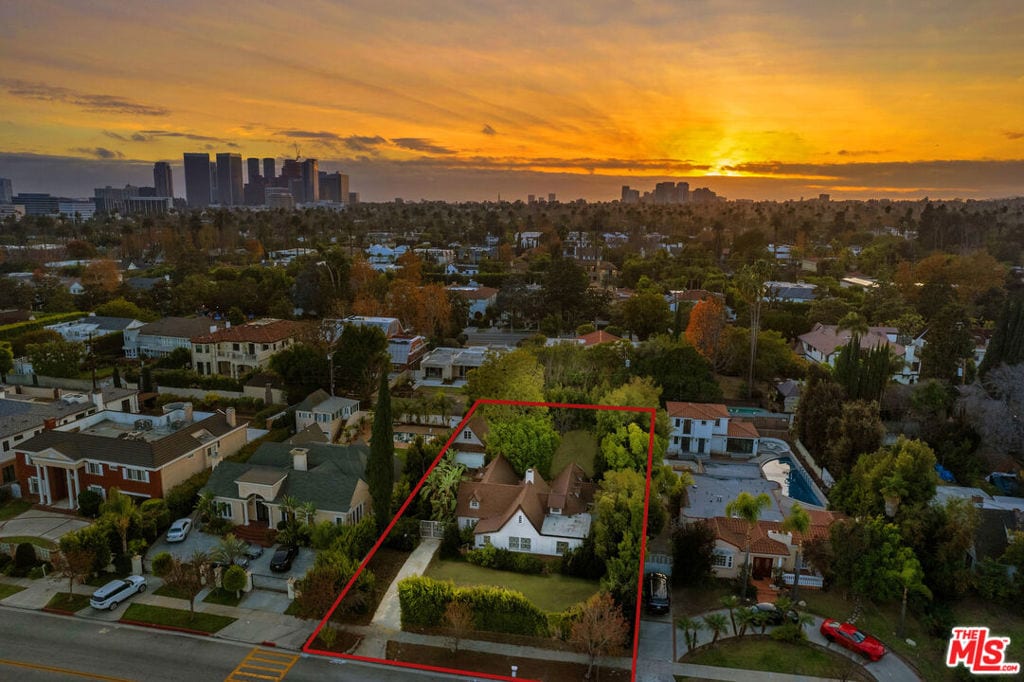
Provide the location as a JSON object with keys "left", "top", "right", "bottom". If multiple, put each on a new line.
{"left": 148, "top": 524, "right": 221, "bottom": 560}
{"left": 0, "top": 509, "right": 89, "bottom": 543}
{"left": 148, "top": 529, "right": 313, "bottom": 580}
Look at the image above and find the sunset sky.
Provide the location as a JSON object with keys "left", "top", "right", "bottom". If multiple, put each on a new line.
{"left": 2, "top": 0, "right": 1023, "bottom": 201}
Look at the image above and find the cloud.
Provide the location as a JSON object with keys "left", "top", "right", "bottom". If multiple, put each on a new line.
{"left": 1005, "top": 131, "right": 1024, "bottom": 140}
{"left": 391, "top": 137, "right": 456, "bottom": 154}
{"left": 70, "top": 147, "right": 123, "bottom": 159}
{"left": 278, "top": 129, "right": 342, "bottom": 141}
{"left": 104, "top": 129, "right": 228, "bottom": 144}
{"left": 837, "top": 149, "right": 889, "bottom": 157}
{"left": 343, "top": 135, "right": 388, "bottom": 152}
{"left": 1, "top": 79, "right": 168, "bottom": 116}
{"left": 481, "top": 124, "right": 498, "bottom": 136}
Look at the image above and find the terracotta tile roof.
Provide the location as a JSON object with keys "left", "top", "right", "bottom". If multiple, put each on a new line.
{"left": 798, "top": 323, "right": 904, "bottom": 358}
{"left": 666, "top": 402, "right": 730, "bottom": 420}
{"left": 191, "top": 318, "right": 301, "bottom": 344}
{"left": 138, "top": 317, "right": 224, "bottom": 339}
{"left": 709, "top": 512, "right": 837, "bottom": 553}
{"left": 727, "top": 420, "right": 760, "bottom": 439}
{"left": 578, "top": 330, "right": 622, "bottom": 347}
{"left": 453, "top": 287, "right": 498, "bottom": 301}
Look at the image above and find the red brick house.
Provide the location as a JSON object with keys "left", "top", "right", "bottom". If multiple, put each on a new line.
{"left": 14, "top": 402, "right": 248, "bottom": 509}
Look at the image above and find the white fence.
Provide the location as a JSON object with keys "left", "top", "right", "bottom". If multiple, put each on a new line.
{"left": 782, "top": 573, "right": 824, "bottom": 589}
{"left": 645, "top": 552, "right": 673, "bottom": 575}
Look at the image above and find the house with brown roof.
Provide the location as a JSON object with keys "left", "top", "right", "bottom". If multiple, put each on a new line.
{"left": 124, "top": 316, "right": 225, "bottom": 360}
{"left": 666, "top": 402, "right": 760, "bottom": 459}
{"left": 798, "top": 322, "right": 925, "bottom": 384}
{"left": 706, "top": 510, "right": 835, "bottom": 585}
{"left": 13, "top": 402, "right": 248, "bottom": 509}
{"left": 191, "top": 318, "right": 301, "bottom": 379}
{"left": 456, "top": 455, "right": 596, "bottom": 556}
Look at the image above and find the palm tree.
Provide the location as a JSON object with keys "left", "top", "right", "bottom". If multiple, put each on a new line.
{"left": 735, "top": 607, "right": 757, "bottom": 636}
{"left": 781, "top": 503, "right": 811, "bottom": 599}
{"left": 721, "top": 595, "right": 741, "bottom": 635}
{"left": 675, "top": 615, "right": 703, "bottom": 650}
{"left": 795, "top": 612, "right": 815, "bottom": 637}
{"left": 297, "top": 501, "right": 318, "bottom": 528}
{"left": 753, "top": 609, "right": 770, "bottom": 634}
{"left": 703, "top": 613, "right": 729, "bottom": 644}
{"left": 836, "top": 311, "right": 869, "bottom": 336}
{"left": 195, "top": 490, "right": 217, "bottom": 526}
{"left": 212, "top": 534, "right": 248, "bottom": 566}
{"left": 101, "top": 488, "right": 140, "bottom": 556}
{"left": 725, "top": 492, "right": 772, "bottom": 600}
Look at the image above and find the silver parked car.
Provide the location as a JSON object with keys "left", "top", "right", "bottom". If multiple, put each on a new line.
{"left": 90, "top": 576, "right": 147, "bottom": 610}
{"left": 166, "top": 518, "right": 192, "bottom": 542}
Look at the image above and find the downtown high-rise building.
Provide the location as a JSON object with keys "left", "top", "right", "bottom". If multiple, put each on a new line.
{"left": 183, "top": 152, "right": 212, "bottom": 207}
{"left": 246, "top": 157, "right": 261, "bottom": 184}
{"left": 216, "top": 153, "right": 243, "bottom": 206}
{"left": 262, "top": 157, "right": 276, "bottom": 181}
{"left": 318, "top": 171, "right": 349, "bottom": 203}
{"left": 301, "top": 159, "right": 318, "bottom": 205}
{"left": 153, "top": 162, "right": 174, "bottom": 198}
{"left": 0, "top": 178, "right": 12, "bottom": 204}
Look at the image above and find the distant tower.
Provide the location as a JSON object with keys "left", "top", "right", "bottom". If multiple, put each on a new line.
{"left": 246, "top": 157, "right": 261, "bottom": 184}
{"left": 153, "top": 162, "right": 174, "bottom": 198}
{"left": 301, "top": 159, "right": 319, "bottom": 205}
{"left": 183, "top": 153, "right": 211, "bottom": 207}
{"left": 216, "top": 153, "right": 243, "bottom": 206}
{"left": 0, "top": 178, "right": 12, "bottom": 204}
{"left": 262, "top": 157, "right": 276, "bottom": 180}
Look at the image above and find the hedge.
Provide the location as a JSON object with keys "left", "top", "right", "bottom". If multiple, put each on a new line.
{"left": 465, "top": 544, "right": 545, "bottom": 575}
{"left": 0, "top": 312, "right": 83, "bottom": 341}
{"left": 164, "top": 468, "right": 214, "bottom": 520}
{"left": 396, "top": 575, "right": 549, "bottom": 637}
{"left": 152, "top": 369, "right": 243, "bottom": 392}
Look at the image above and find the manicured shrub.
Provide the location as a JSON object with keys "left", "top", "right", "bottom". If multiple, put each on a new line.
{"left": 461, "top": 584, "right": 549, "bottom": 637}
{"left": 14, "top": 542, "right": 37, "bottom": 571}
{"left": 465, "top": 545, "right": 545, "bottom": 575}
{"left": 164, "top": 469, "right": 213, "bottom": 520}
{"left": 151, "top": 551, "right": 173, "bottom": 577}
{"left": 77, "top": 489, "right": 103, "bottom": 518}
{"left": 397, "top": 575, "right": 455, "bottom": 628}
{"left": 383, "top": 516, "right": 421, "bottom": 552}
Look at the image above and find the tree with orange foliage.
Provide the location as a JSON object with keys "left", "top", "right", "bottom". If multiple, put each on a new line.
{"left": 395, "top": 250, "right": 423, "bottom": 283}
{"left": 685, "top": 296, "right": 726, "bottom": 367}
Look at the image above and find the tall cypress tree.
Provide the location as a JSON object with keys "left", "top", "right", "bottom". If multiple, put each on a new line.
{"left": 368, "top": 372, "right": 395, "bottom": 537}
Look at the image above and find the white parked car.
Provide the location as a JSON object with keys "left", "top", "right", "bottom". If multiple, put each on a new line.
{"left": 166, "top": 518, "right": 192, "bottom": 542}
{"left": 90, "top": 576, "right": 147, "bottom": 611}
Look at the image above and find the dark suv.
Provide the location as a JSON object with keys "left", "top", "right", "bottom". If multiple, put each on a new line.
{"left": 644, "top": 572, "right": 671, "bottom": 615}
{"left": 269, "top": 545, "right": 299, "bottom": 572}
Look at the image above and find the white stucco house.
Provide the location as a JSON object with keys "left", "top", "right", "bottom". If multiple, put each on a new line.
{"left": 666, "top": 402, "right": 760, "bottom": 459}
{"left": 456, "top": 455, "right": 596, "bottom": 557}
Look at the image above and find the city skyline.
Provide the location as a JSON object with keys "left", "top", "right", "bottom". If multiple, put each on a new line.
{"left": 1, "top": 1, "right": 1023, "bottom": 201}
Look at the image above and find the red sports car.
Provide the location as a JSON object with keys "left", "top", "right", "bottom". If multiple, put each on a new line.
{"left": 820, "top": 618, "right": 887, "bottom": 661}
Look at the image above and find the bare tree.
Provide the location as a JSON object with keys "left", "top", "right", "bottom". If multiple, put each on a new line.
{"left": 154, "top": 550, "right": 213, "bottom": 621}
{"left": 52, "top": 548, "right": 95, "bottom": 603}
{"left": 444, "top": 599, "right": 474, "bottom": 653}
{"left": 569, "top": 592, "right": 629, "bottom": 680}
{"left": 959, "top": 363, "right": 1024, "bottom": 455}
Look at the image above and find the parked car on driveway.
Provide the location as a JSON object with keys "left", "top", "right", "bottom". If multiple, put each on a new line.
{"left": 643, "top": 572, "right": 671, "bottom": 615}
{"left": 244, "top": 543, "right": 264, "bottom": 560}
{"left": 748, "top": 602, "right": 799, "bottom": 625}
{"left": 90, "top": 576, "right": 147, "bottom": 611}
{"left": 269, "top": 545, "right": 299, "bottom": 572}
{"left": 166, "top": 518, "right": 192, "bottom": 543}
{"left": 820, "top": 618, "right": 887, "bottom": 661}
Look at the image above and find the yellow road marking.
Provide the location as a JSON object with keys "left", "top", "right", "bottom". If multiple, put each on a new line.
{"left": 225, "top": 648, "right": 300, "bottom": 682}
{"left": 0, "top": 657, "right": 134, "bottom": 681}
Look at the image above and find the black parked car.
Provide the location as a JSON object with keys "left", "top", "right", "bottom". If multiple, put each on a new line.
{"left": 643, "top": 572, "right": 671, "bottom": 615}
{"left": 748, "top": 601, "right": 798, "bottom": 625}
{"left": 269, "top": 545, "right": 299, "bottom": 572}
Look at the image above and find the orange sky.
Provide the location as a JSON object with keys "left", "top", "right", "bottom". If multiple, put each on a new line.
{"left": 1, "top": 1, "right": 1023, "bottom": 200}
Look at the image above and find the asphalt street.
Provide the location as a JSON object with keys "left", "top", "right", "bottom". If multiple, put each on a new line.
{"left": 0, "top": 607, "right": 464, "bottom": 682}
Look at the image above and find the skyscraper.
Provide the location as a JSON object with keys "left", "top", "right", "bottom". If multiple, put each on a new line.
{"left": 0, "top": 178, "right": 12, "bottom": 204}
{"left": 301, "top": 159, "right": 319, "bottom": 205}
{"left": 183, "top": 153, "right": 212, "bottom": 207}
{"left": 263, "top": 157, "right": 276, "bottom": 181}
{"left": 246, "top": 157, "right": 261, "bottom": 184}
{"left": 318, "top": 171, "right": 349, "bottom": 203}
{"left": 216, "top": 153, "right": 243, "bottom": 206}
{"left": 153, "top": 162, "right": 174, "bottom": 198}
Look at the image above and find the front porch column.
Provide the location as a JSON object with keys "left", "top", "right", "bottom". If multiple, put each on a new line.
{"left": 65, "top": 469, "right": 73, "bottom": 507}
{"left": 242, "top": 500, "right": 249, "bottom": 525}
{"left": 34, "top": 461, "right": 42, "bottom": 503}
{"left": 72, "top": 468, "right": 81, "bottom": 508}
{"left": 41, "top": 466, "right": 51, "bottom": 505}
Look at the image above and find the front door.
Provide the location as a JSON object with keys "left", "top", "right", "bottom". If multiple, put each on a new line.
{"left": 255, "top": 500, "right": 269, "bottom": 524}
{"left": 752, "top": 557, "right": 773, "bottom": 580}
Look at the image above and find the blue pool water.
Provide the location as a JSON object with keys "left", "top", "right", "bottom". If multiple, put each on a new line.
{"left": 761, "top": 457, "right": 826, "bottom": 507}
{"left": 728, "top": 406, "right": 770, "bottom": 417}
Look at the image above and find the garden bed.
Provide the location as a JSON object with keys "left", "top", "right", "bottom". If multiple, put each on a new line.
{"left": 44, "top": 592, "right": 91, "bottom": 613}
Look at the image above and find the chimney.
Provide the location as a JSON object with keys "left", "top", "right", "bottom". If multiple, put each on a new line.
{"left": 184, "top": 402, "right": 194, "bottom": 423}
{"left": 524, "top": 468, "right": 535, "bottom": 484}
{"left": 44, "top": 417, "right": 57, "bottom": 430}
{"left": 291, "top": 447, "right": 308, "bottom": 471}
{"left": 225, "top": 406, "right": 236, "bottom": 427}
{"left": 91, "top": 389, "right": 105, "bottom": 411}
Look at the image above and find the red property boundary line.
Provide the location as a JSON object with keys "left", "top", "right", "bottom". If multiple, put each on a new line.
{"left": 302, "top": 398, "right": 658, "bottom": 682}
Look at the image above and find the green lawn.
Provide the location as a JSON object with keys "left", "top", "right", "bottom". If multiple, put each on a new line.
{"left": 86, "top": 570, "right": 132, "bottom": 588}
{"left": 0, "top": 535, "right": 58, "bottom": 550}
{"left": 551, "top": 429, "right": 599, "bottom": 476}
{"left": 121, "top": 603, "right": 236, "bottom": 633}
{"left": 680, "top": 636, "right": 872, "bottom": 681}
{"left": 423, "top": 557, "right": 597, "bottom": 612}
{"left": 202, "top": 588, "right": 244, "bottom": 607}
{"left": 0, "top": 582, "right": 26, "bottom": 599}
{"left": 153, "top": 583, "right": 191, "bottom": 600}
{"left": 45, "top": 592, "right": 91, "bottom": 612}
{"left": 0, "top": 499, "right": 32, "bottom": 521}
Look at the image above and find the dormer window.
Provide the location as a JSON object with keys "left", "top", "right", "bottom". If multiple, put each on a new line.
{"left": 550, "top": 507, "right": 561, "bottom": 515}
{"left": 469, "top": 499, "right": 479, "bottom": 509}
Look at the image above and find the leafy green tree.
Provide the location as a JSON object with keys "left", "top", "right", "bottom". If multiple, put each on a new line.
{"left": 795, "top": 365, "right": 845, "bottom": 459}
{"left": 979, "top": 297, "right": 1024, "bottom": 376}
{"left": 595, "top": 376, "right": 666, "bottom": 439}
{"left": 830, "top": 437, "right": 937, "bottom": 520}
{"left": 823, "top": 400, "right": 885, "bottom": 479}
{"left": 465, "top": 347, "right": 545, "bottom": 406}
{"left": 421, "top": 452, "right": 465, "bottom": 523}
{"left": 268, "top": 343, "right": 329, "bottom": 404}
{"left": 0, "top": 345, "right": 12, "bottom": 382}
{"left": 671, "top": 519, "right": 716, "bottom": 586}
{"left": 631, "top": 335, "right": 722, "bottom": 403}
{"left": 222, "top": 564, "right": 247, "bottom": 599}
{"left": 93, "top": 297, "right": 157, "bottom": 322}
{"left": 920, "top": 303, "right": 973, "bottom": 383}
{"left": 828, "top": 516, "right": 924, "bottom": 604}
{"left": 614, "top": 291, "right": 671, "bottom": 341}
{"left": 486, "top": 411, "right": 560, "bottom": 477}
{"left": 725, "top": 492, "right": 772, "bottom": 600}
{"left": 332, "top": 324, "right": 389, "bottom": 402}
{"left": 597, "top": 422, "right": 666, "bottom": 473}
{"left": 735, "top": 260, "right": 772, "bottom": 398}
{"left": 368, "top": 372, "right": 395, "bottom": 536}
{"left": 27, "top": 340, "right": 84, "bottom": 378}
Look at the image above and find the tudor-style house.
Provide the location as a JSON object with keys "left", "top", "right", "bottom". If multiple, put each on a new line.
{"left": 14, "top": 402, "right": 248, "bottom": 508}
{"left": 191, "top": 318, "right": 301, "bottom": 379}
{"left": 201, "top": 443, "right": 370, "bottom": 538}
{"left": 666, "top": 402, "right": 760, "bottom": 459}
{"left": 456, "top": 455, "right": 596, "bottom": 556}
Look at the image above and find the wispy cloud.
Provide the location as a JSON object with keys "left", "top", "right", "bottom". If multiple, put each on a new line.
{"left": 344, "top": 135, "right": 388, "bottom": 152}
{"left": 392, "top": 137, "right": 456, "bottom": 154}
{"left": 1005, "top": 130, "right": 1024, "bottom": 140}
{"left": 2, "top": 79, "right": 168, "bottom": 116}
{"left": 481, "top": 124, "right": 498, "bottom": 136}
{"left": 278, "top": 129, "right": 342, "bottom": 141}
{"left": 837, "top": 149, "right": 889, "bottom": 157}
{"left": 70, "top": 146, "right": 123, "bottom": 159}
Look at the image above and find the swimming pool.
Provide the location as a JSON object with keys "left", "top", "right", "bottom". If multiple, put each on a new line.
{"left": 761, "top": 456, "right": 826, "bottom": 507}
{"left": 728, "top": 406, "right": 771, "bottom": 417}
